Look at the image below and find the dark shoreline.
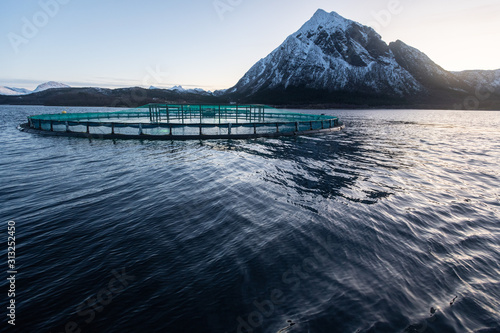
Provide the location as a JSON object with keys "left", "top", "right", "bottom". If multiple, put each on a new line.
{"left": 1, "top": 86, "right": 499, "bottom": 111}
{"left": 2, "top": 102, "right": 500, "bottom": 111}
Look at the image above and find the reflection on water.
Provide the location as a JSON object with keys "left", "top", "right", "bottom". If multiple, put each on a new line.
{"left": 0, "top": 106, "right": 499, "bottom": 333}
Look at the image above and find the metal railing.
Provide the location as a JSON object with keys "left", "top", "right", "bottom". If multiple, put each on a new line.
{"left": 26, "top": 104, "right": 341, "bottom": 139}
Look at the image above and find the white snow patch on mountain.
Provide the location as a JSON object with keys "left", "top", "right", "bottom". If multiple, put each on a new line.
{"left": 230, "top": 9, "right": 422, "bottom": 96}
{"left": 168, "top": 85, "right": 212, "bottom": 95}
{"left": 0, "top": 86, "right": 32, "bottom": 96}
{"left": 33, "top": 81, "right": 70, "bottom": 93}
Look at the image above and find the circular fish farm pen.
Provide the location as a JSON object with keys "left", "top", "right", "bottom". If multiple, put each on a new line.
{"left": 21, "top": 104, "right": 344, "bottom": 140}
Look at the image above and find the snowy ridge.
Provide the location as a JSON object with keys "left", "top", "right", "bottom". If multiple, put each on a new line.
{"left": 33, "top": 81, "right": 70, "bottom": 93}
{"left": 452, "top": 69, "right": 500, "bottom": 90}
{"left": 0, "top": 81, "right": 70, "bottom": 96}
{"left": 0, "top": 86, "right": 31, "bottom": 96}
{"left": 228, "top": 9, "right": 423, "bottom": 97}
{"left": 167, "top": 85, "right": 212, "bottom": 95}
{"left": 296, "top": 9, "right": 363, "bottom": 38}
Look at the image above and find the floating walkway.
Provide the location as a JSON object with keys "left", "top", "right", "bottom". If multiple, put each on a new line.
{"left": 21, "top": 104, "right": 344, "bottom": 140}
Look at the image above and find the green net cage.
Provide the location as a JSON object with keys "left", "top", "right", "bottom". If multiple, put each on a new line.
{"left": 23, "top": 104, "right": 343, "bottom": 140}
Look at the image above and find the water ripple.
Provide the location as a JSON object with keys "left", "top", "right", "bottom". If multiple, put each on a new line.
{"left": 0, "top": 106, "right": 499, "bottom": 332}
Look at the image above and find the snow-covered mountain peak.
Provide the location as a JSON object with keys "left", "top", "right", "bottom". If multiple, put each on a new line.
{"left": 0, "top": 86, "right": 31, "bottom": 96}
{"left": 169, "top": 85, "right": 185, "bottom": 92}
{"left": 297, "top": 9, "right": 352, "bottom": 34}
{"left": 0, "top": 81, "right": 70, "bottom": 95}
{"left": 33, "top": 81, "right": 70, "bottom": 93}
{"left": 167, "top": 85, "right": 212, "bottom": 95}
{"left": 228, "top": 9, "right": 424, "bottom": 98}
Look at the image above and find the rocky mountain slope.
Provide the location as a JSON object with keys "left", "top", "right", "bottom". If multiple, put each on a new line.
{"left": 226, "top": 9, "right": 500, "bottom": 108}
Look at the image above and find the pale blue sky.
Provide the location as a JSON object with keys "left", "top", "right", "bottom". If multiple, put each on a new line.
{"left": 1, "top": 0, "right": 499, "bottom": 90}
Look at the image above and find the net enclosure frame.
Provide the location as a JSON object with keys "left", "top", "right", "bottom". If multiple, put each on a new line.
{"left": 22, "top": 104, "right": 344, "bottom": 140}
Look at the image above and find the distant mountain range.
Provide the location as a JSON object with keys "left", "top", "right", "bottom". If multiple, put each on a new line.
{"left": 0, "top": 82, "right": 214, "bottom": 97}
{"left": 0, "top": 81, "right": 70, "bottom": 96}
{"left": 1, "top": 9, "right": 499, "bottom": 109}
{"left": 0, "top": 81, "right": 221, "bottom": 107}
{"left": 149, "top": 85, "right": 214, "bottom": 95}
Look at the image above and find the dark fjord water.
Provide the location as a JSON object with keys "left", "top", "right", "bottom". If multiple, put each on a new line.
{"left": 1, "top": 106, "right": 499, "bottom": 333}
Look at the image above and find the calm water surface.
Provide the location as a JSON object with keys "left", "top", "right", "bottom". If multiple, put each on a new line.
{"left": 0, "top": 106, "right": 499, "bottom": 333}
